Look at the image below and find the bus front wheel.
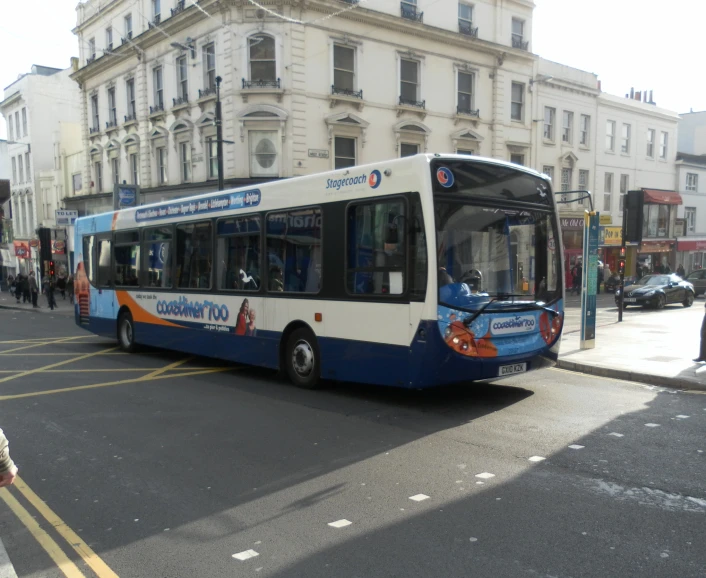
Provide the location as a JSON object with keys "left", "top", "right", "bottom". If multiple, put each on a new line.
{"left": 285, "top": 328, "right": 321, "bottom": 389}
{"left": 118, "top": 310, "right": 136, "bottom": 353}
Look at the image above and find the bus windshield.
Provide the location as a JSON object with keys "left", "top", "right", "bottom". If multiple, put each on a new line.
{"left": 436, "top": 204, "right": 560, "bottom": 310}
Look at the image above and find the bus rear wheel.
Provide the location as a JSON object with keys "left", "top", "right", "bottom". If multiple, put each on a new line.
{"left": 285, "top": 328, "right": 321, "bottom": 389}
{"left": 118, "top": 310, "right": 136, "bottom": 353}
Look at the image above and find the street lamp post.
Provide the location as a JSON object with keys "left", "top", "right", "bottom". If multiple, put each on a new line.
{"left": 215, "top": 76, "right": 224, "bottom": 192}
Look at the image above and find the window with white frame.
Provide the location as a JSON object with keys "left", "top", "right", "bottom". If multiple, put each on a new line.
{"left": 129, "top": 152, "right": 139, "bottom": 185}
{"left": 248, "top": 35, "right": 276, "bottom": 83}
{"left": 333, "top": 44, "right": 355, "bottom": 93}
{"left": 660, "top": 131, "right": 668, "bottom": 159}
{"left": 18, "top": 155, "right": 23, "bottom": 183}
{"left": 25, "top": 152, "right": 30, "bottom": 179}
{"left": 606, "top": 120, "right": 615, "bottom": 151}
{"left": 604, "top": 172, "right": 613, "bottom": 212}
{"left": 621, "top": 123, "right": 631, "bottom": 154}
{"left": 562, "top": 111, "right": 573, "bottom": 143}
{"left": 578, "top": 169, "right": 588, "bottom": 206}
{"left": 511, "top": 18, "right": 524, "bottom": 44}
{"left": 11, "top": 158, "right": 16, "bottom": 185}
{"left": 14, "top": 112, "right": 19, "bottom": 140}
{"left": 152, "top": 0, "right": 161, "bottom": 21}
{"left": 457, "top": 71, "right": 474, "bottom": 114}
{"left": 646, "top": 128, "right": 655, "bottom": 158}
{"left": 95, "top": 161, "right": 103, "bottom": 192}
{"left": 108, "top": 87, "right": 117, "bottom": 125}
{"left": 510, "top": 153, "right": 525, "bottom": 166}
{"left": 177, "top": 55, "right": 188, "bottom": 101}
{"left": 207, "top": 137, "right": 218, "bottom": 179}
{"left": 112, "top": 157, "right": 120, "bottom": 185}
{"left": 249, "top": 131, "right": 279, "bottom": 177}
{"left": 157, "top": 147, "right": 167, "bottom": 184}
{"left": 334, "top": 137, "right": 356, "bottom": 169}
{"left": 153, "top": 66, "right": 164, "bottom": 109}
{"left": 685, "top": 207, "right": 696, "bottom": 234}
{"left": 126, "top": 78, "right": 136, "bottom": 119}
{"left": 88, "top": 38, "right": 96, "bottom": 60}
{"left": 7, "top": 116, "right": 12, "bottom": 141}
{"left": 400, "top": 143, "right": 419, "bottom": 157}
{"left": 543, "top": 107, "right": 555, "bottom": 140}
{"left": 400, "top": 59, "right": 420, "bottom": 104}
{"left": 580, "top": 114, "right": 590, "bottom": 146}
{"left": 179, "top": 142, "right": 191, "bottom": 183}
{"left": 21, "top": 107, "right": 27, "bottom": 136}
{"left": 510, "top": 82, "right": 524, "bottom": 121}
{"left": 561, "top": 168, "right": 572, "bottom": 192}
{"left": 90, "top": 95, "right": 99, "bottom": 130}
{"left": 686, "top": 173, "right": 698, "bottom": 191}
{"left": 542, "top": 165, "right": 554, "bottom": 181}
{"left": 124, "top": 14, "right": 133, "bottom": 39}
{"left": 203, "top": 43, "right": 216, "bottom": 90}
{"left": 458, "top": 3, "right": 474, "bottom": 33}
{"left": 106, "top": 27, "right": 113, "bottom": 50}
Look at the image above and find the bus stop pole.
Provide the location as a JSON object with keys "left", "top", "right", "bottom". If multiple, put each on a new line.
{"left": 618, "top": 207, "right": 627, "bottom": 322}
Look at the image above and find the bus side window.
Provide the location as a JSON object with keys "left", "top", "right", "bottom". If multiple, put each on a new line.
{"left": 143, "top": 227, "right": 173, "bottom": 289}
{"left": 176, "top": 221, "right": 213, "bottom": 290}
{"left": 216, "top": 216, "right": 261, "bottom": 291}
{"left": 96, "top": 237, "right": 112, "bottom": 287}
{"left": 82, "top": 236, "right": 95, "bottom": 285}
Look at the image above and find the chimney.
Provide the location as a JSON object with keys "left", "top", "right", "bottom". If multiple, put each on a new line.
{"left": 630, "top": 87, "right": 635, "bottom": 99}
{"left": 598, "top": 80, "right": 602, "bottom": 91}
{"left": 635, "top": 91, "right": 641, "bottom": 101}
{"left": 650, "top": 90, "right": 654, "bottom": 103}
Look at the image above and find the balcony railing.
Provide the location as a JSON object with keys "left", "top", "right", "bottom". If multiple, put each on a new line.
{"left": 399, "top": 96, "right": 425, "bottom": 109}
{"left": 242, "top": 78, "right": 281, "bottom": 89}
{"left": 89, "top": 126, "right": 100, "bottom": 134}
{"left": 148, "top": 14, "right": 161, "bottom": 28}
{"left": 400, "top": 3, "right": 423, "bottom": 22}
{"left": 87, "top": 54, "right": 96, "bottom": 64}
{"left": 332, "top": 86, "right": 363, "bottom": 99}
{"left": 459, "top": 20, "right": 478, "bottom": 38}
{"left": 456, "top": 106, "right": 480, "bottom": 117}
{"left": 124, "top": 113, "right": 137, "bottom": 123}
{"left": 150, "top": 104, "right": 165, "bottom": 114}
{"left": 512, "top": 36, "right": 529, "bottom": 50}
{"left": 171, "top": 0, "right": 185, "bottom": 16}
{"left": 199, "top": 86, "right": 217, "bottom": 98}
{"left": 121, "top": 32, "right": 133, "bottom": 45}
{"left": 105, "top": 120, "right": 118, "bottom": 130}
{"left": 173, "top": 95, "right": 189, "bottom": 107}
{"left": 106, "top": 43, "right": 113, "bottom": 51}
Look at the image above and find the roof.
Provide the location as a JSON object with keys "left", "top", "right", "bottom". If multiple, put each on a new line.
{"left": 676, "top": 152, "right": 706, "bottom": 166}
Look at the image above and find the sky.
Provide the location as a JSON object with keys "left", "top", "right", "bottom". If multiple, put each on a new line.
{"left": 1, "top": 0, "right": 705, "bottom": 140}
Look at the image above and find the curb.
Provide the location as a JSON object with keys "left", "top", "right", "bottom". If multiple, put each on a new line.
{"left": 0, "top": 303, "right": 74, "bottom": 316}
{"left": 0, "top": 537, "right": 19, "bottom": 578}
{"left": 556, "top": 359, "right": 706, "bottom": 392}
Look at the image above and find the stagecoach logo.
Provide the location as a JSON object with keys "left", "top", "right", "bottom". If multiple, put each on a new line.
{"left": 369, "top": 170, "right": 382, "bottom": 189}
{"left": 436, "top": 167, "right": 454, "bottom": 188}
{"left": 490, "top": 315, "right": 536, "bottom": 336}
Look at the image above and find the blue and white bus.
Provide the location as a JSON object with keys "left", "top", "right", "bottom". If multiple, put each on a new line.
{"left": 73, "top": 154, "right": 564, "bottom": 389}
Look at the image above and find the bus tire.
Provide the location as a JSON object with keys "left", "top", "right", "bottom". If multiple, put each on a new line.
{"left": 117, "top": 310, "right": 136, "bottom": 353}
{"left": 285, "top": 328, "right": 321, "bottom": 389}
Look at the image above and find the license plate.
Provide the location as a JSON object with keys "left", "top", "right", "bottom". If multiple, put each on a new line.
{"left": 499, "top": 363, "right": 527, "bottom": 377}
{"left": 624, "top": 298, "right": 637, "bottom": 303}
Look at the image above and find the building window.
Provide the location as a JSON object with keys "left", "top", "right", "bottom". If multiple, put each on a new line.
{"left": 510, "top": 82, "right": 524, "bottom": 121}
{"left": 400, "top": 59, "right": 420, "bottom": 104}
{"left": 579, "top": 114, "right": 590, "bottom": 146}
{"left": 685, "top": 207, "right": 696, "bottom": 234}
{"left": 605, "top": 120, "right": 615, "bottom": 151}
{"left": 11, "top": 158, "right": 16, "bottom": 184}
{"left": 25, "top": 152, "right": 30, "bottom": 179}
{"left": 152, "top": 0, "right": 161, "bottom": 21}
{"left": 458, "top": 3, "right": 475, "bottom": 34}
{"left": 21, "top": 108, "right": 27, "bottom": 136}
{"left": 660, "top": 131, "right": 668, "bottom": 159}
{"left": 108, "top": 87, "right": 117, "bottom": 125}
{"left": 510, "top": 153, "right": 525, "bottom": 166}
{"left": 157, "top": 147, "right": 167, "bottom": 184}
{"left": 203, "top": 43, "right": 216, "bottom": 90}
{"left": 334, "top": 137, "right": 356, "bottom": 169}
{"left": 248, "top": 35, "right": 276, "bottom": 83}
{"left": 646, "top": 129, "right": 655, "bottom": 158}
{"left": 542, "top": 165, "right": 554, "bottom": 182}
{"left": 561, "top": 168, "right": 572, "bottom": 192}
{"left": 14, "top": 112, "right": 20, "bottom": 141}
{"left": 621, "top": 124, "right": 631, "bottom": 154}
{"left": 207, "top": 137, "right": 218, "bottom": 179}
{"left": 95, "top": 161, "right": 103, "bottom": 192}
{"left": 106, "top": 27, "right": 113, "bottom": 50}
{"left": 126, "top": 78, "right": 136, "bottom": 119}
{"left": 400, "top": 143, "right": 419, "bottom": 157}
{"left": 112, "top": 157, "right": 120, "bottom": 185}
{"left": 562, "top": 111, "right": 573, "bottom": 144}
{"left": 91, "top": 94, "right": 99, "bottom": 131}
{"left": 643, "top": 204, "right": 671, "bottom": 238}
{"left": 686, "top": 173, "right": 698, "bottom": 192}
{"left": 124, "top": 14, "right": 133, "bottom": 39}
{"left": 177, "top": 55, "right": 188, "bottom": 101}
{"left": 18, "top": 156, "right": 23, "bottom": 184}
{"left": 543, "top": 107, "right": 555, "bottom": 140}
{"left": 578, "top": 169, "right": 589, "bottom": 206}
{"left": 180, "top": 142, "right": 191, "bottom": 183}
{"left": 457, "top": 149, "right": 474, "bottom": 155}
{"left": 603, "top": 172, "right": 613, "bottom": 212}
{"left": 7, "top": 116, "right": 12, "bottom": 141}
{"left": 249, "top": 131, "right": 278, "bottom": 177}
{"left": 88, "top": 38, "right": 96, "bottom": 60}
{"left": 333, "top": 44, "right": 355, "bottom": 92}
{"left": 130, "top": 152, "right": 139, "bottom": 185}
{"left": 153, "top": 66, "right": 164, "bottom": 109}
{"left": 511, "top": 18, "right": 524, "bottom": 45}
{"left": 457, "top": 71, "right": 474, "bottom": 115}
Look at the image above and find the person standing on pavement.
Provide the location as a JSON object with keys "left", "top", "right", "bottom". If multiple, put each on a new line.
{"left": 597, "top": 263, "right": 603, "bottom": 294}
{"left": 28, "top": 271, "right": 39, "bottom": 308}
{"left": 8, "top": 275, "right": 15, "bottom": 298}
{"left": 695, "top": 300, "right": 706, "bottom": 363}
{"left": 677, "top": 264, "right": 686, "bottom": 278}
{"left": 0, "top": 428, "right": 18, "bottom": 488}
{"left": 66, "top": 275, "right": 74, "bottom": 305}
{"left": 56, "top": 275, "right": 66, "bottom": 300}
{"left": 47, "top": 278, "right": 57, "bottom": 310}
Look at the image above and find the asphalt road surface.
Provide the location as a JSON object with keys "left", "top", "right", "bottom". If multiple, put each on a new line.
{"left": 0, "top": 308, "right": 704, "bottom": 578}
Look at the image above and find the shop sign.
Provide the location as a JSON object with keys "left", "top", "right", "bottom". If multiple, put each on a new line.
{"left": 560, "top": 218, "right": 584, "bottom": 230}
{"left": 29, "top": 239, "right": 39, "bottom": 248}
{"left": 599, "top": 215, "right": 612, "bottom": 225}
{"left": 52, "top": 240, "right": 66, "bottom": 255}
{"left": 599, "top": 226, "right": 622, "bottom": 246}
{"left": 13, "top": 241, "right": 30, "bottom": 258}
{"left": 640, "top": 241, "right": 672, "bottom": 253}
{"left": 677, "top": 239, "right": 706, "bottom": 252}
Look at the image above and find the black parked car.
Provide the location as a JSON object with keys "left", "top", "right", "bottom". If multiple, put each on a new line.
{"left": 604, "top": 275, "right": 636, "bottom": 293}
{"left": 615, "top": 274, "right": 695, "bottom": 309}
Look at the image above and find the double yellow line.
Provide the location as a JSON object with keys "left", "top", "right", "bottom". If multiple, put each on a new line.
{"left": 1, "top": 477, "right": 118, "bottom": 577}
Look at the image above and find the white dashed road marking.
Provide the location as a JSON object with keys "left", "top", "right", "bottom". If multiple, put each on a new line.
{"left": 233, "top": 550, "right": 259, "bottom": 561}
{"left": 475, "top": 472, "right": 495, "bottom": 479}
{"left": 568, "top": 444, "right": 585, "bottom": 450}
{"left": 328, "top": 519, "right": 352, "bottom": 528}
{"left": 409, "top": 494, "right": 430, "bottom": 502}
{"left": 528, "top": 456, "right": 546, "bottom": 462}
{"left": 608, "top": 433, "right": 624, "bottom": 437}
{"left": 645, "top": 423, "right": 660, "bottom": 427}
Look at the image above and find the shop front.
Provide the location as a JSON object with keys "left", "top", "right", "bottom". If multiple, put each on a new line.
{"left": 560, "top": 216, "right": 584, "bottom": 287}
{"left": 638, "top": 240, "right": 675, "bottom": 274}
{"left": 676, "top": 238, "right": 706, "bottom": 274}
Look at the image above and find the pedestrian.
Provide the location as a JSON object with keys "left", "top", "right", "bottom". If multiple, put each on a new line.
{"left": 28, "top": 271, "right": 39, "bottom": 308}
{"left": 572, "top": 261, "right": 582, "bottom": 295}
{"left": 57, "top": 275, "right": 66, "bottom": 300}
{"left": 47, "top": 278, "right": 57, "bottom": 310}
{"left": 0, "top": 428, "right": 18, "bottom": 488}
{"left": 8, "top": 275, "right": 15, "bottom": 298}
{"left": 695, "top": 300, "right": 706, "bottom": 363}
{"left": 677, "top": 264, "right": 686, "bottom": 278}
{"left": 66, "top": 275, "right": 74, "bottom": 305}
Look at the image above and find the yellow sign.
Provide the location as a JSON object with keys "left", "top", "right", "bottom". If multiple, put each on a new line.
{"left": 600, "top": 215, "right": 612, "bottom": 225}
{"left": 602, "top": 226, "right": 622, "bottom": 245}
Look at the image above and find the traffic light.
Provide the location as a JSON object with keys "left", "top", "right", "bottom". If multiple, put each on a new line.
{"left": 618, "top": 258, "right": 626, "bottom": 275}
{"left": 49, "top": 260, "right": 55, "bottom": 278}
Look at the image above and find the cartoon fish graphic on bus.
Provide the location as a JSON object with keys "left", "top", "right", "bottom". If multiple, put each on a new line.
{"left": 538, "top": 309, "right": 563, "bottom": 344}
{"left": 74, "top": 260, "right": 91, "bottom": 319}
{"left": 443, "top": 314, "right": 498, "bottom": 358}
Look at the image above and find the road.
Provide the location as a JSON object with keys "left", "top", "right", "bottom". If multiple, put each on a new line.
{"left": 0, "top": 307, "right": 704, "bottom": 578}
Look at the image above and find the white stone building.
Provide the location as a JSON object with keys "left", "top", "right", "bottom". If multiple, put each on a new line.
{"left": 0, "top": 64, "right": 82, "bottom": 275}
{"left": 675, "top": 152, "right": 706, "bottom": 272}
{"left": 69, "top": 0, "right": 538, "bottom": 215}
{"left": 677, "top": 109, "right": 706, "bottom": 155}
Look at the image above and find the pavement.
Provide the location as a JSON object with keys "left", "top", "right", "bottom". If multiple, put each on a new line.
{"left": 0, "top": 291, "right": 74, "bottom": 317}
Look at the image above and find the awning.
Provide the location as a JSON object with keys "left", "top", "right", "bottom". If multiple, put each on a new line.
{"left": 643, "top": 189, "right": 683, "bottom": 205}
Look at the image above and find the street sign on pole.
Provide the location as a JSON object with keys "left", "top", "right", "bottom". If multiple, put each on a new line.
{"left": 580, "top": 211, "right": 600, "bottom": 350}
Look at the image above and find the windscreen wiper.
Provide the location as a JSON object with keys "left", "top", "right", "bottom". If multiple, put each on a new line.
{"left": 462, "top": 293, "right": 528, "bottom": 327}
